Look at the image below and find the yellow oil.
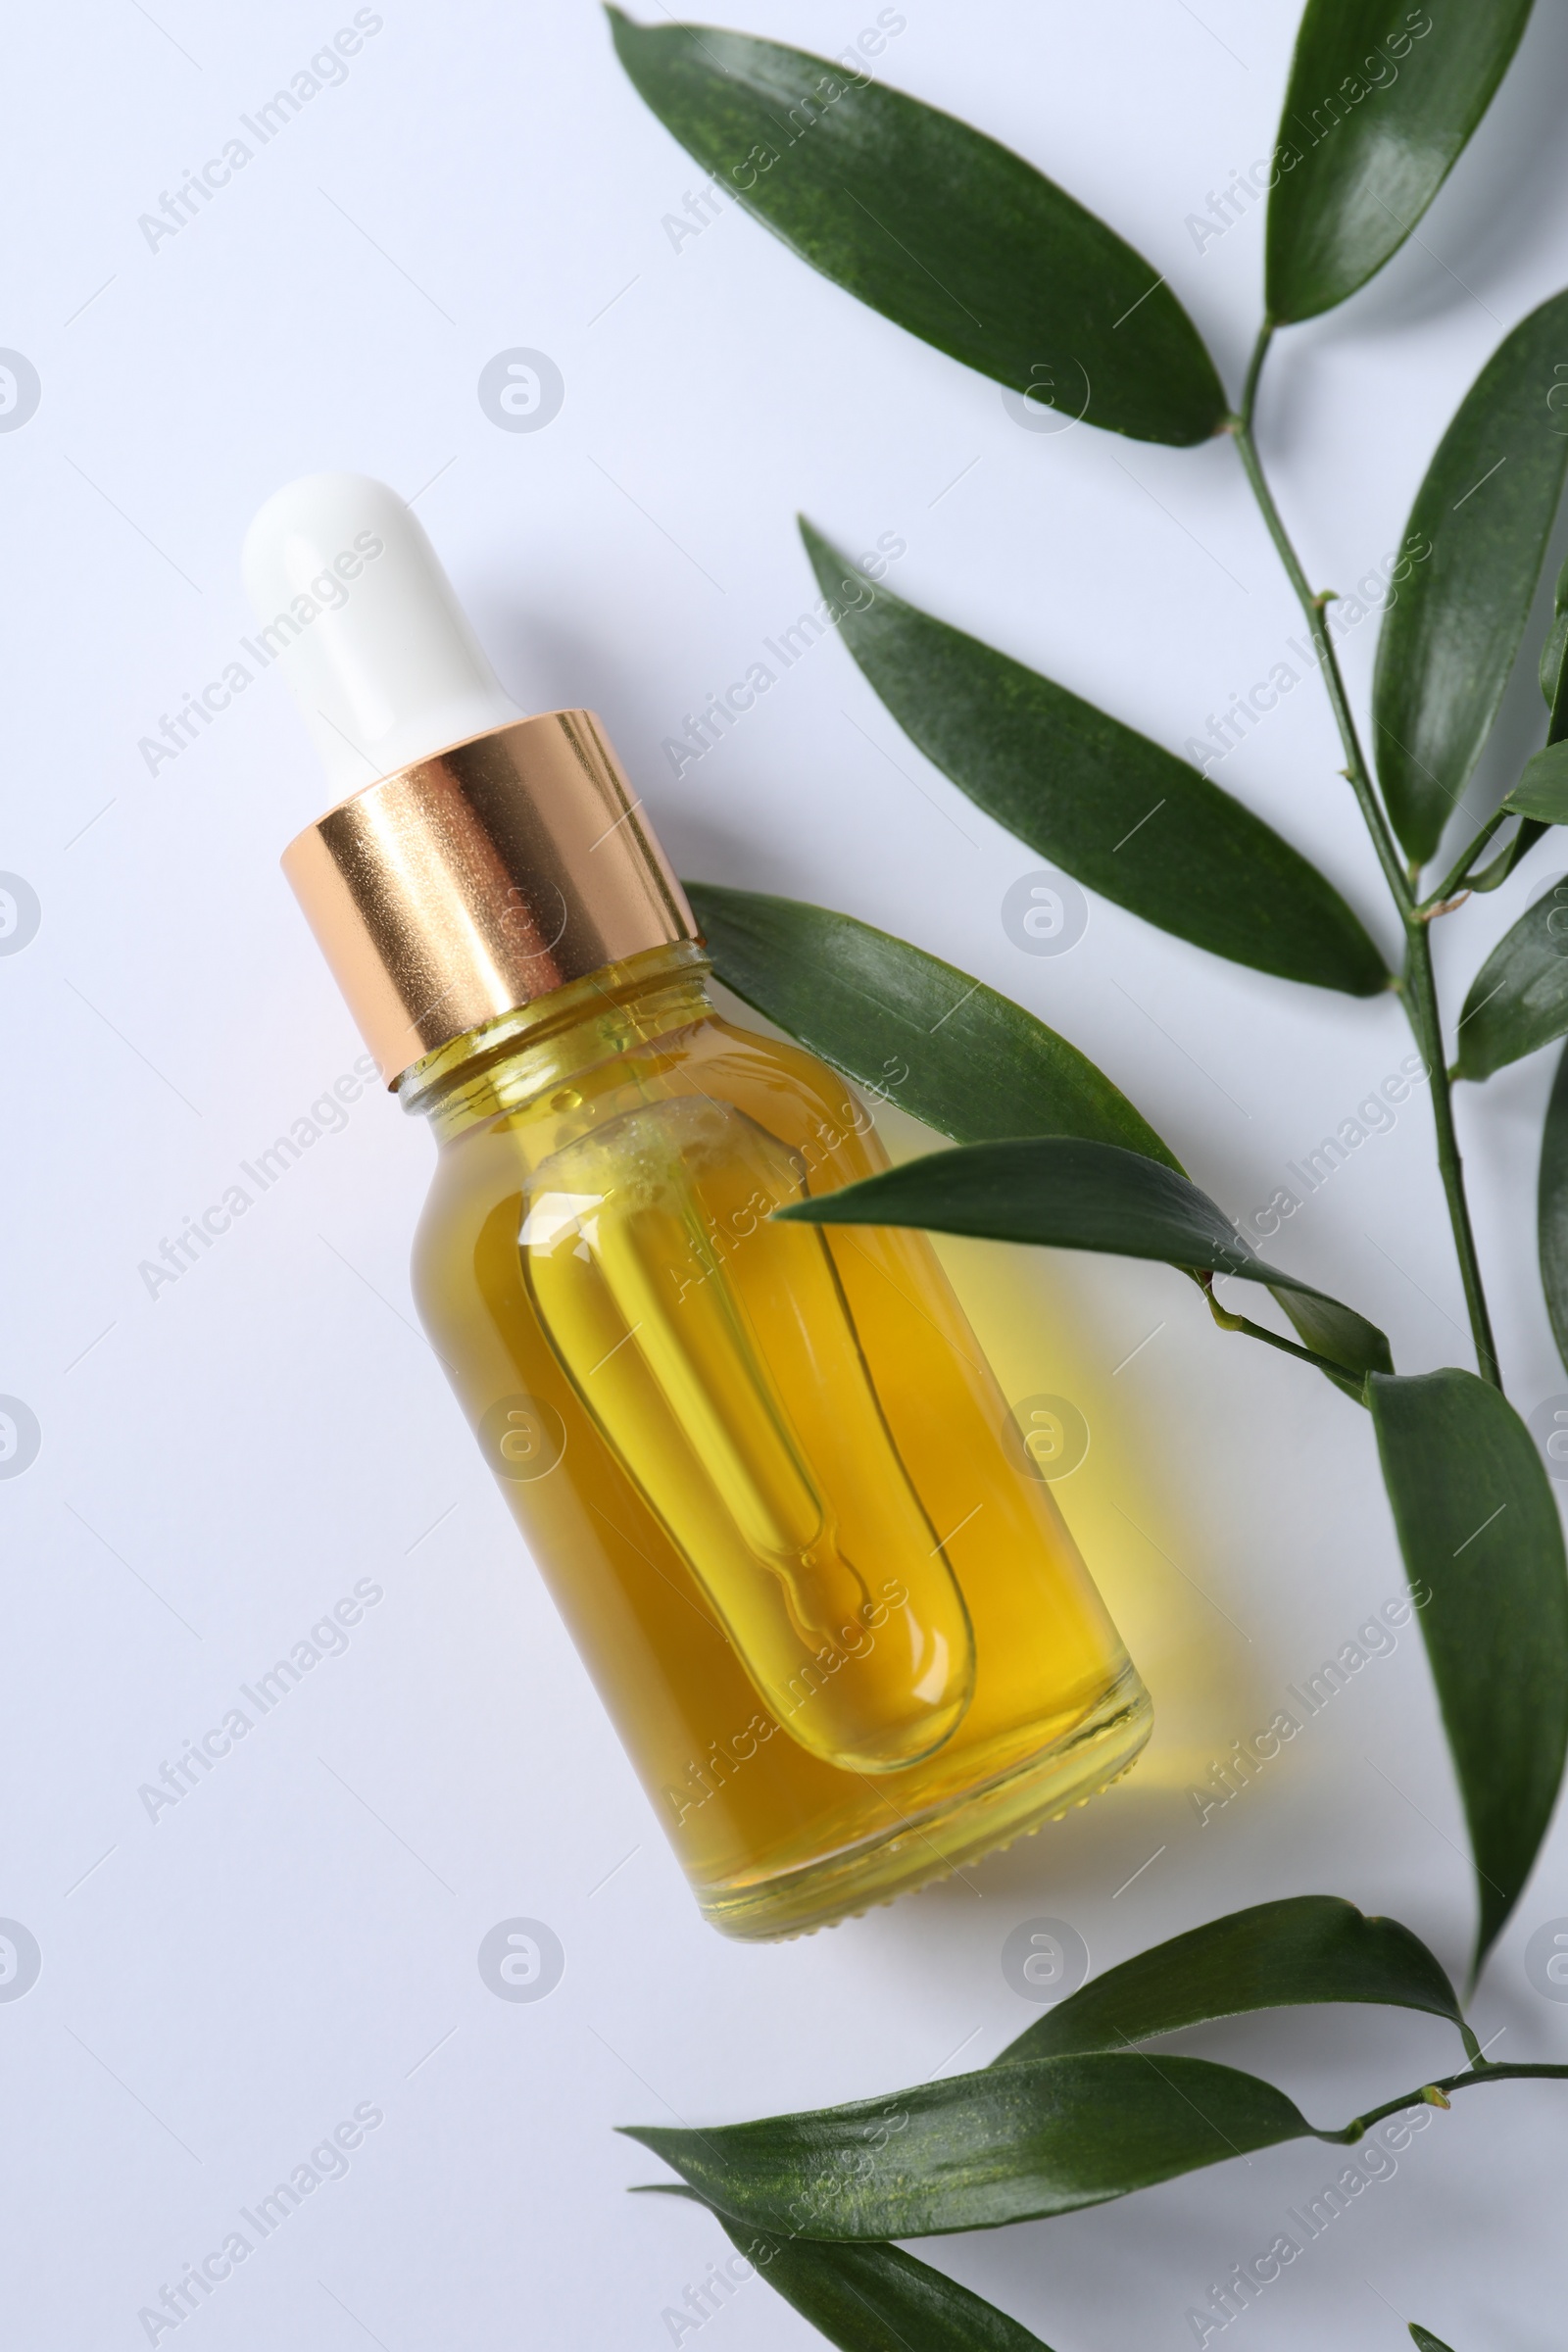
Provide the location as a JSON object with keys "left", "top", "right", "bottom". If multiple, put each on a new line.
{"left": 406, "top": 944, "right": 1151, "bottom": 1936}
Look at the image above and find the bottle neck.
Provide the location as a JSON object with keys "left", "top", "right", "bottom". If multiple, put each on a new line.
{"left": 397, "top": 939, "right": 714, "bottom": 1142}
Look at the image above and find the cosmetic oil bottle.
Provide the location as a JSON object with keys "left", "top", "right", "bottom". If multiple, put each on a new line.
{"left": 245, "top": 474, "right": 1152, "bottom": 1937}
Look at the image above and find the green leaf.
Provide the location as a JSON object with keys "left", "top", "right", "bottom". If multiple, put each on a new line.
{"left": 994, "top": 1895, "right": 1469, "bottom": 2067}
{"left": 1368, "top": 1368, "right": 1568, "bottom": 1973}
{"left": 1536, "top": 552, "right": 1568, "bottom": 711}
{"left": 1453, "top": 885, "right": 1568, "bottom": 1080}
{"left": 687, "top": 883, "right": 1182, "bottom": 1169}
{"left": 606, "top": 14, "right": 1227, "bottom": 447}
{"left": 1466, "top": 821, "right": 1548, "bottom": 896}
{"left": 657, "top": 2188, "right": 1058, "bottom": 2349}
{"left": 1502, "top": 738, "right": 1568, "bottom": 824}
{"left": 1408, "top": 2328, "right": 1457, "bottom": 2352}
{"left": 1265, "top": 0, "right": 1533, "bottom": 322}
{"left": 696, "top": 889, "right": 1376, "bottom": 1388}
{"left": 802, "top": 523, "right": 1391, "bottom": 996}
{"left": 1266, "top": 1283, "right": 1394, "bottom": 1388}
{"left": 1538, "top": 1043, "right": 1568, "bottom": 1379}
{"left": 1372, "top": 288, "right": 1568, "bottom": 865}
{"left": 779, "top": 1137, "right": 1394, "bottom": 1379}
{"left": 1494, "top": 556, "right": 1568, "bottom": 878}
{"left": 624, "top": 2051, "right": 1313, "bottom": 2237}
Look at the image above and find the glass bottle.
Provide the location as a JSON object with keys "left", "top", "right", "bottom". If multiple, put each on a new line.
{"left": 247, "top": 472, "right": 1152, "bottom": 1937}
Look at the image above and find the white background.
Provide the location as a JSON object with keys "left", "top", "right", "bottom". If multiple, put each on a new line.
{"left": 6, "top": 2, "right": 1568, "bottom": 2345}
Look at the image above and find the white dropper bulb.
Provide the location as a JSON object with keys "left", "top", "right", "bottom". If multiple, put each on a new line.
{"left": 242, "top": 472, "right": 523, "bottom": 800}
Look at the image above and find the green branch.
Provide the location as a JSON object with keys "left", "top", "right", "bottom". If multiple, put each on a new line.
{"left": 1400, "top": 922, "right": 1500, "bottom": 1385}
{"left": 1229, "top": 322, "right": 1502, "bottom": 1391}
{"left": 1326, "top": 2060, "right": 1568, "bottom": 2145}
{"left": 1419, "top": 808, "right": 1512, "bottom": 912}
{"left": 1230, "top": 324, "right": 1412, "bottom": 914}
{"left": 1199, "top": 1276, "right": 1368, "bottom": 1400}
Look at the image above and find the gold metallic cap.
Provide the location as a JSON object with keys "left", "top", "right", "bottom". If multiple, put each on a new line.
{"left": 281, "top": 710, "right": 698, "bottom": 1085}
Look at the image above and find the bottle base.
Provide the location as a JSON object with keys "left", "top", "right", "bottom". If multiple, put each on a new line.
{"left": 694, "top": 1664, "right": 1153, "bottom": 1941}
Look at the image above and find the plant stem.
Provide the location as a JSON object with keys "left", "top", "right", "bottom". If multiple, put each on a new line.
{"left": 1467, "top": 815, "right": 1548, "bottom": 898}
{"left": 1200, "top": 1279, "right": 1368, "bottom": 1400}
{"left": 1323, "top": 2061, "right": 1568, "bottom": 2145}
{"left": 1421, "top": 808, "right": 1510, "bottom": 911}
{"left": 1230, "top": 322, "right": 1502, "bottom": 1390}
{"left": 1232, "top": 326, "right": 1411, "bottom": 915}
{"left": 1402, "top": 919, "right": 1500, "bottom": 1384}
